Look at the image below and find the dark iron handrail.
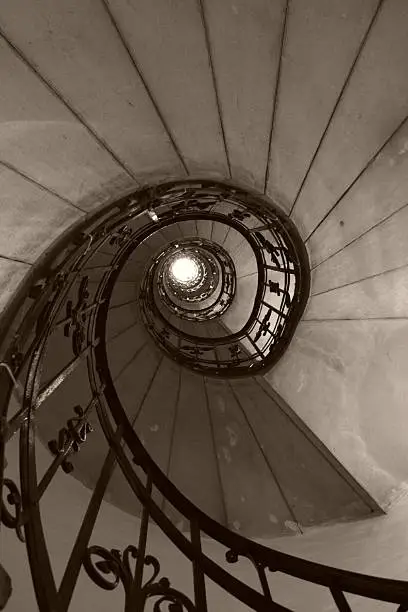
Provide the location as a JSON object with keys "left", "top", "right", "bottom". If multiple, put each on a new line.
{"left": 0, "top": 179, "right": 406, "bottom": 611}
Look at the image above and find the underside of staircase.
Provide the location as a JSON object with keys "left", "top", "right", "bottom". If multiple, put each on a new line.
{"left": 1, "top": 1, "right": 408, "bottom": 611}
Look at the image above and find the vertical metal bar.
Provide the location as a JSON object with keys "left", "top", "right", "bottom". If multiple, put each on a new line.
{"left": 255, "top": 563, "right": 274, "bottom": 605}
{"left": 261, "top": 301, "right": 287, "bottom": 319}
{"left": 190, "top": 519, "right": 208, "bottom": 612}
{"left": 244, "top": 332, "right": 264, "bottom": 359}
{"left": 330, "top": 588, "right": 352, "bottom": 611}
{"left": 58, "top": 436, "right": 121, "bottom": 611}
{"left": 125, "top": 474, "right": 152, "bottom": 611}
{"left": 20, "top": 418, "right": 59, "bottom": 612}
{"left": 0, "top": 365, "right": 20, "bottom": 536}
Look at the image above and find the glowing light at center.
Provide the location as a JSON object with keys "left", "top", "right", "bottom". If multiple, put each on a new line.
{"left": 170, "top": 256, "right": 199, "bottom": 284}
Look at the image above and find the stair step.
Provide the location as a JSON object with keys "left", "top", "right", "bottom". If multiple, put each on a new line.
{"left": 205, "top": 377, "right": 299, "bottom": 537}
{"left": 114, "top": 343, "right": 162, "bottom": 423}
{"left": 164, "top": 369, "right": 225, "bottom": 526}
{"left": 230, "top": 378, "right": 375, "bottom": 527}
{"left": 177, "top": 219, "right": 197, "bottom": 238}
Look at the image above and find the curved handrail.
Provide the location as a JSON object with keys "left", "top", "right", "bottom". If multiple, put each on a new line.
{"left": 93, "top": 285, "right": 408, "bottom": 606}
{"left": 102, "top": 201, "right": 308, "bottom": 375}
{"left": 1, "top": 179, "right": 406, "bottom": 611}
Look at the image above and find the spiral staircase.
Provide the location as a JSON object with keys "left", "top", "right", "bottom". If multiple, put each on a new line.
{"left": 1, "top": 1, "right": 408, "bottom": 610}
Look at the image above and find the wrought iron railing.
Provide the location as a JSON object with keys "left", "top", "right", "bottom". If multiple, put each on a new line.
{"left": 98, "top": 180, "right": 310, "bottom": 376}
{"left": 0, "top": 179, "right": 407, "bottom": 611}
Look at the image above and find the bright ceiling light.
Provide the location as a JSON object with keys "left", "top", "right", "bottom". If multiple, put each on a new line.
{"left": 170, "top": 256, "right": 199, "bottom": 284}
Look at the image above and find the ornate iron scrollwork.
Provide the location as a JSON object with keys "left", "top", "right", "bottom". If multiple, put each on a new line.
{"left": 267, "top": 280, "right": 292, "bottom": 308}
{"left": 228, "top": 208, "right": 251, "bottom": 222}
{"left": 180, "top": 346, "right": 204, "bottom": 359}
{"left": 226, "top": 548, "right": 276, "bottom": 605}
{"left": 64, "top": 276, "right": 90, "bottom": 356}
{"left": 228, "top": 344, "right": 242, "bottom": 364}
{"left": 1, "top": 478, "right": 25, "bottom": 542}
{"left": 109, "top": 225, "right": 133, "bottom": 247}
{"left": 254, "top": 309, "right": 272, "bottom": 342}
{"left": 83, "top": 544, "right": 195, "bottom": 610}
{"left": 255, "top": 231, "right": 294, "bottom": 269}
{"left": 175, "top": 199, "right": 213, "bottom": 214}
{"left": 47, "top": 404, "right": 93, "bottom": 473}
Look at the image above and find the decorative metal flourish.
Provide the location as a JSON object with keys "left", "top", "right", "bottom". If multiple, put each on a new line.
{"left": 228, "top": 208, "right": 251, "bottom": 222}
{"left": 143, "top": 581, "right": 196, "bottom": 611}
{"left": 228, "top": 344, "right": 242, "bottom": 364}
{"left": 180, "top": 346, "right": 204, "bottom": 359}
{"left": 267, "top": 280, "right": 291, "bottom": 308}
{"left": 225, "top": 548, "right": 275, "bottom": 604}
{"left": 254, "top": 309, "right": 272, "bottom": 341}
{"left": 255, "top": 232, "right": 294, "bottom": 269}
{"left": 1, "top": 478, "right": 25, "bottom": 542}
{"left": 83, "top": 545, "right": 142, "bottom": 592}
{"left": 64, "top": 276, "right": 90, "bottom": 356}
{"left": 175, "top": 199, "right": 212, "bottom": 213}
{"left": 84, "top": 544, "right": 195, "bottom": 610}
{"left": 47, "top": 404, "right": 93, "bottom": 473}
{"left": 158, "top": 328, "right": 170, "bottom": 341}
{"left": 109, "top": 225, "right": 133, "bottom": 247}
{"left": 0, "top": 562, "right": 12, "bottom": 609}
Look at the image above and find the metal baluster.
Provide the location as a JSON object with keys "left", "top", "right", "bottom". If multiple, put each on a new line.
{"left": 190, "top": 519, "right": 208, "bottom": 611}
{"left": 36, "top": 390, "right": 103, "bottom": 500}
{"left": 254, "top": 561, "right": 275, "bottom": 606}
{"left": 58, "top": 430, "right": 122, "bottom": 610}
{"left": 330, "top": 588, "right": 352, "bottom": 611}
{"left": 245, "top": 332, "right": 264, "bottom": 359}
{"left": 125, "top": 474, "right": 152, "bottom": 611}
{"left": 261, "top": 301, "right": 288, "bottom": 319}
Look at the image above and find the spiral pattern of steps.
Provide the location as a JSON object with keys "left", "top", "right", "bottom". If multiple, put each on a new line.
{"left": 28, "top": 181, "right": 380, "bottom": 542}
{"left": 1, "top": 1, "right": 408, "bottom": 610}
